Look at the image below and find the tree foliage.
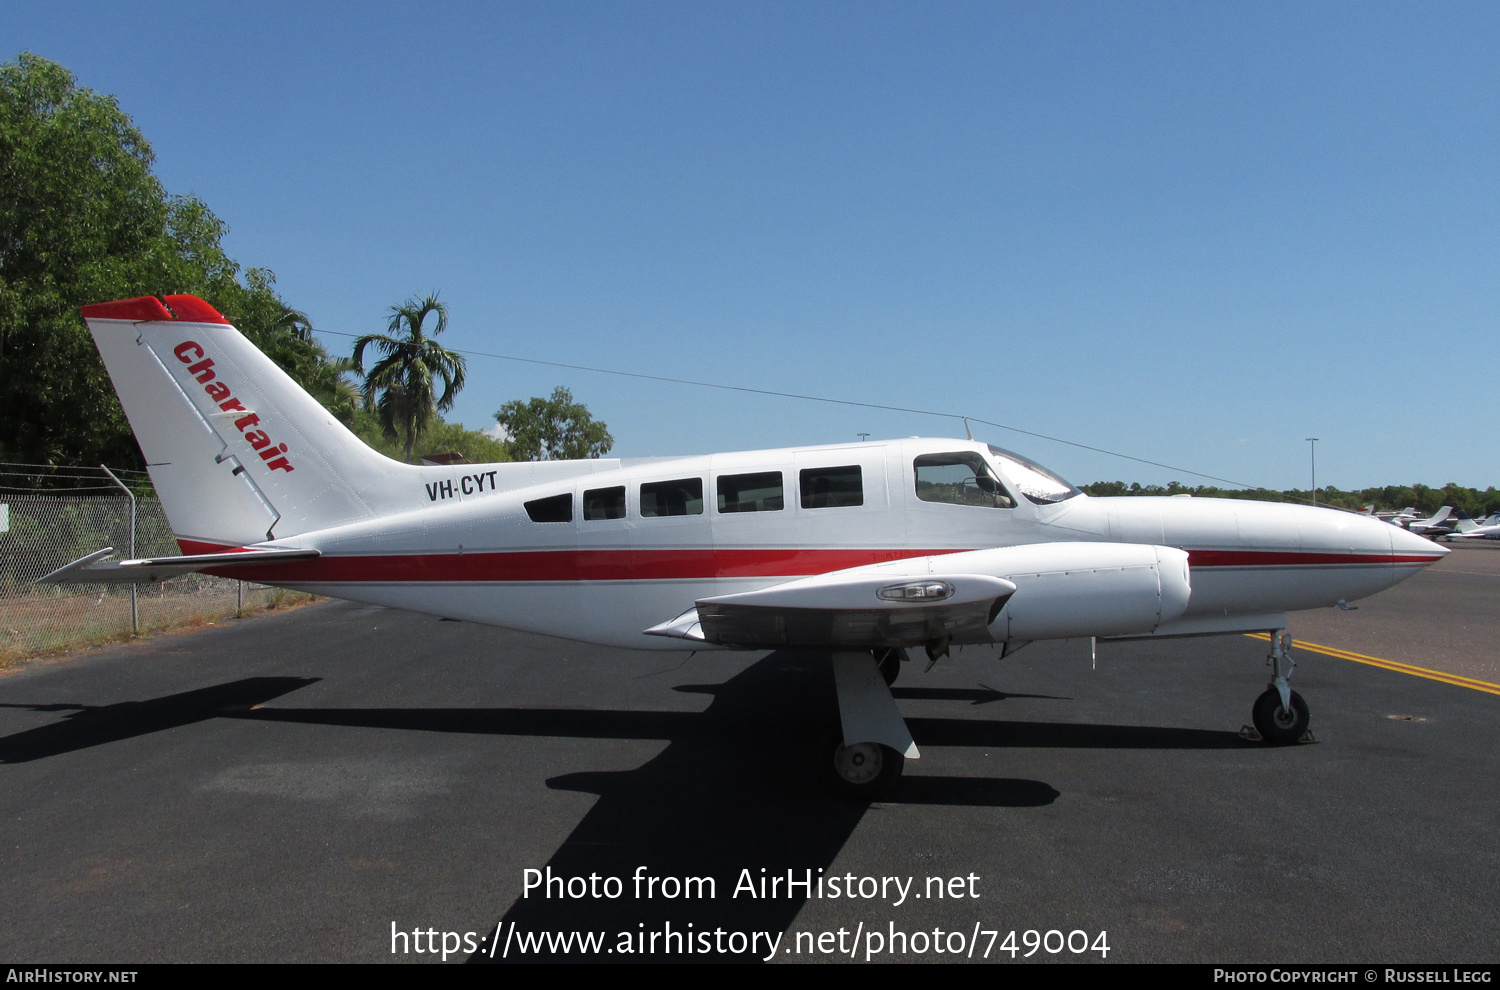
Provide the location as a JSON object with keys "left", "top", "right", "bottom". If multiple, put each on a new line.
{"left": 495, "top": 386, "right": 613, "bottom": 461}
{"left": 352, "top": 294, "right": 467, "bottom": 463}
{"left": 0, "top": 52, "right": 345, "bottom": 467}
{"left": 346, "top": 408, "right": 509, "bottom": 464}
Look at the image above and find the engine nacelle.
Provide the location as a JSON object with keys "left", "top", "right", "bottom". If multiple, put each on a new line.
{"left": 922, "top": 542, "right": 1192, "bottom": 642}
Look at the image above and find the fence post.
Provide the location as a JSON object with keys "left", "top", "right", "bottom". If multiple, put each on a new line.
{"left": 100, "top": 465, "right": 138, "bottom": 636}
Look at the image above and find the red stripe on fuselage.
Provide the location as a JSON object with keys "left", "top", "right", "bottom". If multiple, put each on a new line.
{"left": 179, "top": 539, "right": 250, "bottom": 555}
{"left": 191, "top": 546, "right": 967, "bottom": 583}
{"left": 177, "top": 540, "right": 1442, "bottom": 583}
{"left": 1185, "top": 549, "right": 1444, "bottom": 567}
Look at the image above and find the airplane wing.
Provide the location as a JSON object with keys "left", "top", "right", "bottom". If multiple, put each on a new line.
{"left": 645, "top": 542, "right": 1193, "bottom": 650}
{"left": 645, "top": 572, "right": 1017, "bottom": 648}
{"left": 37, "top": 547, "right": 322, "bottom": 585}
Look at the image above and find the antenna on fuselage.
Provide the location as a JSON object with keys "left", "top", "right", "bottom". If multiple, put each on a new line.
{"left": 963, "top": 417, "right": 973, "bottom": 441}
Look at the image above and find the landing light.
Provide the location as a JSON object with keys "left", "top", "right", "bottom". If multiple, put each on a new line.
{"left": 877, "top": 581, "right": 955, "bottom": 603}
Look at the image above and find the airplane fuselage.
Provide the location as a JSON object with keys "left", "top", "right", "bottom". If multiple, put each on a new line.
{"left": 221, "top": 437, "right": 1445, "bottom": 649}
{"left": 65, "top": 295, "right": 1450, "bottom": 781}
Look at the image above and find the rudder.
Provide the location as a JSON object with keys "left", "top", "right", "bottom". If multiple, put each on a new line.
{"left": 81, "top": 295, "right": 422, "bottom": 549}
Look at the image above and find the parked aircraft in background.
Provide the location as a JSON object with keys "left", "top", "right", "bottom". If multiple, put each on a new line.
{"left": 1401, "top": 506, "right": 1454, "bottom": 535}
{"left": 1423, "top": 511, "right": 1486, "bottom": 542}
{"left": 41, "top": 295, "right": 1448, "bottom": 796}
{"left": 1449, "top": 514, "right": 1500, "bottom": 540}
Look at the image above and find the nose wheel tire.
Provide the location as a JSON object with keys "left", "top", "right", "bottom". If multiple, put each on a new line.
{"left": 1252, "top": 687, "right": 1310, "bottom": 745}
{"left": 823, "top": 733, "right": 904, "bottom": 800}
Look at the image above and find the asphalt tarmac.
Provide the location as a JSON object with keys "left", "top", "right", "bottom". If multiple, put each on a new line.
{"left": 0, "top": 560, "right": 1495, "bottom": 964}
{"left": 1290, "top": 541, "right": 1500, "bottom": 682}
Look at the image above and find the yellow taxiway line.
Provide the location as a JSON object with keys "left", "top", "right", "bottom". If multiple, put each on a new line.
{"left": 1245, "top": 632, "right": 1500, "bottom": 697}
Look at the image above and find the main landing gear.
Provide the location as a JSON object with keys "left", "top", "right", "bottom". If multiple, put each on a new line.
{"left": 823, "top": 734, "right": 904, "bottom": 798}
{"left": 874, "top": 647, "right": 905, "bottom": 686}
{"left": 1253, "top": 631, "right": 1310, "bottom": 745}
{"left": 823, "top": 650, "right": 918, "bottom": 799}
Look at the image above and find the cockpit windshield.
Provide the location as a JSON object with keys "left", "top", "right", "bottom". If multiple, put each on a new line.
{"left": 986, "top": 445, "right": 1082, "bottom": 505}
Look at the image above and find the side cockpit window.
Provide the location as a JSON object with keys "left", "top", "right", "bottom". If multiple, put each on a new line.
{"left": 914, "top": 453, "right": 1014, "bottom": 508}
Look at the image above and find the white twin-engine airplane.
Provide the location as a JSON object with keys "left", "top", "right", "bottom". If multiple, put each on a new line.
{"left": 44, "top": 294, "right": 1448, "bottom": 796}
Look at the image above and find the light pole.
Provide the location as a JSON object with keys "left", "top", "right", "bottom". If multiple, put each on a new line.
{"left": 1305, "top": 438, "right": 1319, "bottom": 508}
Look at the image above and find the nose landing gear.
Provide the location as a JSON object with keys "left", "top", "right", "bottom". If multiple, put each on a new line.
{"left": 1253, "top": 631, "right": 1310, "bottom": 744}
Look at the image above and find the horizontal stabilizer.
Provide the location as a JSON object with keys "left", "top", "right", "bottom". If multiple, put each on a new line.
{"left": 37, "top": 547, "right": 321, "bottom": 585}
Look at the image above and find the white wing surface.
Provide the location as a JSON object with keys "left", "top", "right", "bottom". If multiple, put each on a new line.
{"left": 646, "top": 542, "right": 1193, "bottom": 649}
{"left": 37, "top": 547, "right": 321, "bottom": 585}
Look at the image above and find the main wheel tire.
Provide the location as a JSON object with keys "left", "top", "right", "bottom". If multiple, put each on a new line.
{"left": 822, "top": 733, "right": 904, "bottom": 800}
{"left": 1252, "top": 687, "right": 1310, "bottom": 745}
{"left": 875, "top": 648, "right": 902, "bottom": 686}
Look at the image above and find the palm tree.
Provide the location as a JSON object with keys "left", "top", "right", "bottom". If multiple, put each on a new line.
{"left": 352, "top": 294, "right": 467, "bottom": 462}
{"left": 313, "top": 355, "right": 363, "bottom": 426}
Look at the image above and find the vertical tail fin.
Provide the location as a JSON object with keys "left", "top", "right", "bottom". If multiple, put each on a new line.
{"left": 81, "top": 295, "right": 421, "bottom": 548}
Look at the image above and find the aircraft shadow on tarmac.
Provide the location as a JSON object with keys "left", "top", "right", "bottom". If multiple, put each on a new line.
{"left": 0, "top": 677, "right": 320, "bottom": 763}
{"left": 0, "top": 653, "right": 1252, "bottom": 961}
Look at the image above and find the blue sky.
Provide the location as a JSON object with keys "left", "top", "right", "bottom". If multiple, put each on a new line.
{"left": 7, "top": 2, "right": 1498, "bottom": 489}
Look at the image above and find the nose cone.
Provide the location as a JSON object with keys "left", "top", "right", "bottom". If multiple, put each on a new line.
{"left": 1202, "top": 499, "right": 1446, "bottom": 612}
{"left": 1307, "top": 505, "right": 1449, "bottom": 609}
{"left": 1388, "top": 516, "right": 1451, "bottom": 561}
{"left": 1112, "top": 495, "right": 1448, "bottom": 614}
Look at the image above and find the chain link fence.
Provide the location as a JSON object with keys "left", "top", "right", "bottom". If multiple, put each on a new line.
{"left": 0, "top": 465, "right": 314, "bottom": 665}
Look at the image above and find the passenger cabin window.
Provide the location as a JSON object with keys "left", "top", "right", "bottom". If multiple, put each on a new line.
{"left": 640, "top": 478, "right": 704, "bottom": 517}
{"left": 718, "top": 471, "right": 784, "bottom": 513}
{"left": 524, "top": 493, "right": 573, "bottom": 523}
{"left": 800, "top": 466, "right": 863, "bottom": 509}
{"left": 583, "top": 486, "right": 626, "bottom": 520}
{"left": 915, "top": 453, "right": 1014, "bottom": 508}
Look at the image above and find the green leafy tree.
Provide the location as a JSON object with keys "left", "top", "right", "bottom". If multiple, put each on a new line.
{"left": 314, "top": 355, "right": 363, "bottom": 427}
{"left": 1, "top": 52, "right": 177, "bottom": 466}
{"left": 0, "top": 52, "right": 337, "bottom": 466}
{"left": 352, "top": 294, "right": 467, "bottom": 462}
{"left": 346, "top": 407, "right": 509, "bottom": 463}
{"left": 495, "top": 386, "right": 613, "bottom": 461}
